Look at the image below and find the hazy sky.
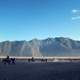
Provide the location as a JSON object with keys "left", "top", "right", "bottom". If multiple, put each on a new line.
{"left": 0, "top": 0, "right": 80, "bottom": 41}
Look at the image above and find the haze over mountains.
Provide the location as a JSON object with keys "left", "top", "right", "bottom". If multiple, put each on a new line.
{"left": 0, "top": 37, "right": 80, "bottom": 57}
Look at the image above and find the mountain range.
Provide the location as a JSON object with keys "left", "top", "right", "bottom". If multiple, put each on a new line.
{"left": 0, "top": 37, "right": 80, "bottom": 57}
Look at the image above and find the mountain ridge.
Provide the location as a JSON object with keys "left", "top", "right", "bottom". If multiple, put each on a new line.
{"left": 0, "top": 37, "right": 80, "bottom": 57}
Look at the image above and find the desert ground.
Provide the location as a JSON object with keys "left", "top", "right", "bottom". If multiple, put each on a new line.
{"left": 0, "top": 61, "right": 80, "bottom": 80}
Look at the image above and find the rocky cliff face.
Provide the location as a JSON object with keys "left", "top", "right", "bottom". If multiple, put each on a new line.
{"left": 0, "top": 37, "right": 80, "bottom": 57}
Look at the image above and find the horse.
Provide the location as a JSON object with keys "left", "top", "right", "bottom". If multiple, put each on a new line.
{"left": 28, "top": 57, "right": 35, "bottom": 62}
{"left": 2, "top": 56, "right": 16, "bottom": 64}
{"left": 2, "top": 58, "right": 11, "bottom": 64}
{"left": 41, "top": 58, "right": 47, "bottom": 62}
{"left": 11, "top": 58, "right": 16, "bottom": 64}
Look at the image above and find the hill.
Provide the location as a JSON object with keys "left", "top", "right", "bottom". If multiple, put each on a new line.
{"left": 0, "top": 37, "right": 80, "bottom": 57}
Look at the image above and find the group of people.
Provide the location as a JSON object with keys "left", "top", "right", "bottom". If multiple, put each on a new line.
{"left": 2, "top": 56, "right": 16, "bottom": 64}
{"left": 2, "top": 56, "right": 48, "bottom": 64}
{"left": 27, "top": 57, "right": 47, "bottom": 62}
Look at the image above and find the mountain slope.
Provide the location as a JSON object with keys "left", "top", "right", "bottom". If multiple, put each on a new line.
{"left": 0, "top": 37, "right": 80, "bottom": 57}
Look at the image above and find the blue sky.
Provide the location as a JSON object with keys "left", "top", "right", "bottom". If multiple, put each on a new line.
{"left": 0, "top": 0, "right": 80, "bottom": 41}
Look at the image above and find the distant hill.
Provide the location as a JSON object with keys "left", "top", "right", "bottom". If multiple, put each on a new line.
{"left": 0, "top": 37, "right": 80, "bottom": 57}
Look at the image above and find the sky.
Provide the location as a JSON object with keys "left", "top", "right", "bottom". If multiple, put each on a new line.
{"left": 0, "top": 0, "right": 80, "bottom": 41}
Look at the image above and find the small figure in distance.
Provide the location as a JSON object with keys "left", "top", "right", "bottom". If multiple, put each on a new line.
{"left": 6, "top": 55, "right": 11, "bottom": 64}
{"left": 45, "top": 59, "right": 47, "bottom": 62}
{"left": 41, "top": 58, "right": 47, "bottom": 63}
{"left": 11, "top": 58, "right": 16, "bottom": 64}
{"left": 6, "top": 56, "right": 9, "bottom": 59}
{"left": 28, "top": 57, "right": 35, "bottom": 62}
{"left": 28, "top": 58, "right": 31, "bottom": 62}
{"left": 31, "top": 57, "right": 35, "bottom": 62}
{"left": 2, "top": 55, "right": 11, "bottom": 64}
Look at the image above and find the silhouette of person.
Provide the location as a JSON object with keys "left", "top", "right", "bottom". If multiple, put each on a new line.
{"left": 11, "top": 58, "right": 15, "bottom": 64}
{"left": 6, "top": 56, "right": 9, "bottom": 59}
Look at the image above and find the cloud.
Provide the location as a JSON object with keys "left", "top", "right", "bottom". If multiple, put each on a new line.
{"left": 71, "top": 9, "right": 80, "bottom": 20}
{"left": 72, "top": 9, "right": 80, "bottom": 13}
{"left": 72, "top": 9, "right": 78, "bottom": 13}
{"left": 72, "top": 16, "right": 80, "bottom": 20}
